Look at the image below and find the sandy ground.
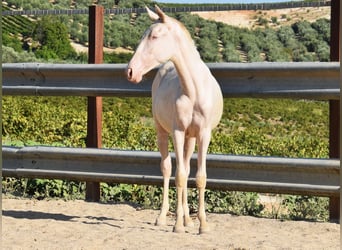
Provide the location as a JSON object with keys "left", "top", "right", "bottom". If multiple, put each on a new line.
{"left": 2, "top": 198, "right": 339, "bottom": 250}
{"left": 70, "top": 41, "right": 133, "bottom": 54}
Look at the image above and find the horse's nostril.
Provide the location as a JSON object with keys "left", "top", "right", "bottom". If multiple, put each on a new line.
{"left": 127, "top": 68, "right": 133, "bottom": 79}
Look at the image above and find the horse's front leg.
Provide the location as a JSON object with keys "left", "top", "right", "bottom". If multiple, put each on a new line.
{"left": 172, "top": 129, "right": 187, "bottom": 233}
{"left": 183, "top": 136, "right": 196, "bottom": 227}
{"left": 155, "top": 123, "right": 171, "bottom": 226}
{"left": 196, "top": 128, "right": 211, "bottom": 234}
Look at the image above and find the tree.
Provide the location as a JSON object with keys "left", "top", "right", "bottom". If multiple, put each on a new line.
{"left": 198, "top": 36, "right": 220, "bottom": 62}
{"left": 2, "top": 33, "right": 23, "bottom": 52}
{"left": 262, "top": 28, "right": 291, "bottom": 62}
{"left": 311, "top": 18, "right": 330, "bottom": 44}
{"left": 315, "top": 41, "right": 330, "bottom": 62}
{"left": 222, "top": 43, "right": 240, "bottom": 62}
{"left": 33, "top": 16, "right": 77, "bottom": 60}
{"left": 219, "top": 25, "right": 240, "bottom": 48}
{"left": 177, "top": 13, "right": 202, "bottom": 38}
{"left": 277, "top": 26, "right": 296, "bottom": 47}
{"left": 240, "top": 32, "right": 262, "bottom": 62}
{"left": 292, "top": 21, "right": 320, "bottom": 53}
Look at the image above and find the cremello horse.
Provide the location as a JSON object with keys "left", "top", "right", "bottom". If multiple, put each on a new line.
{"left": 126, "top": 6, "right": 223, "bottom": 234}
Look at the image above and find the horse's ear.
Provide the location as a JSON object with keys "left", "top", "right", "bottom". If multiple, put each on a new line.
{"left": 155, "top": 5, "right": 166, "bottom": 23}
{"left": 145, "top": 6, "right": 159, "bottom": 21}
{"left": 146, "top": 5, "right": 167, "bottom": 23}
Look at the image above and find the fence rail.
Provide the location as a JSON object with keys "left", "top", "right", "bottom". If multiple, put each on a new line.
{"left": 2, "top": 62, "right": 339, "bottom": 99}
{"left": 2, "top": 146, "right": 340, "bottom": 197}
{"left": 2, "top": 62, "right": 340, "bottom": 199}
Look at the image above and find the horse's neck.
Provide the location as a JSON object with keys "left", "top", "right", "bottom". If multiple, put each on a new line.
{"left": 172, "top": 40, "right": 206, "bottom": 104}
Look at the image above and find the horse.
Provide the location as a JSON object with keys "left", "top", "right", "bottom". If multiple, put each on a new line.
{"left": 126, "top": 6, "right": 223, "bottom": 234}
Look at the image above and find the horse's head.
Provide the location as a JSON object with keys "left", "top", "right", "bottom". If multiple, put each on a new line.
{"left": 126, "top": 6, "right": 180, "bottom": 83}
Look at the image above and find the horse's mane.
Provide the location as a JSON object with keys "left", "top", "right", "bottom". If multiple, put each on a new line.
{"left": 171, "top": 17, "right": 198, "bottom": 53}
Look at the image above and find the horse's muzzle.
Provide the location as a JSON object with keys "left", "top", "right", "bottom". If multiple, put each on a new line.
{"left": 126, "top": 67, "right": 142, "bottom": 84}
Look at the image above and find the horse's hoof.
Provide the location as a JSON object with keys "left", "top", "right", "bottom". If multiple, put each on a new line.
{"left": 173, "top": 225, "right": 185, "bottom": 233}
{"left": 155, "top": 216, "right": 167, "bottom": 226}
{"left": 184, "top": 217, "right": 194, "bottom": 228}
{"left": 199, "top": 225, "right": 210, "bottom": 234}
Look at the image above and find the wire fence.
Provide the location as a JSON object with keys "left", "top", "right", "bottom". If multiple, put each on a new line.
{"left": 2, "top": 0, "right": 331, "bottom": 16}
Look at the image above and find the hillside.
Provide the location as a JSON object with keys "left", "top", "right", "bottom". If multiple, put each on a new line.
{"left": 2, "top": 2, "right": 332, "bottom": 63}
{"left": 70, "top": 5, "right": 331, "bottom": 55}
{"left": 193, "top": 6, "right": 330, "bottom": 29}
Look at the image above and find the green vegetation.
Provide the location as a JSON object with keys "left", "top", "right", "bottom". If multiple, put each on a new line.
{"left": 2, "top": 97, "right": 329, "bottom": 157}
{"left": 2, "top": 1, "right": 331, "bottom": 63}
{"left": 2, "top": 0, "right": 331, "bottom": 221}
{"left": 33, "top": 16, "right": 77, "bottom": 60}
{"left": 2, "top": 96, "right": 330, "bottom": 221}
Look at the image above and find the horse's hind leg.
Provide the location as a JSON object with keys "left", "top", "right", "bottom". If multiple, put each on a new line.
{"left": 155, "top": 122, "right": 171, "bottom": 226}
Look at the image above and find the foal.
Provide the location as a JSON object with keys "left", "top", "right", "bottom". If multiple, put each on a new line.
{"left": 127, "top": 6, "right": 223, "bottom": 234}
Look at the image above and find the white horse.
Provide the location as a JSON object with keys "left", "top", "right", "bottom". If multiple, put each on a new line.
{"left": 127, "top": 6, "right": 223, "bottom": 234}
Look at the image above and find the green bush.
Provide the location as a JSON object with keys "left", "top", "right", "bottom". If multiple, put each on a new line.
{"left": 2, "top": 33, "right": 23, "bottom": 52}
{"left": 2, "top": 96, "right": 330, "bottom": 220}
{"left": 104, "top": 52, "right": 133, "bottom": 63}
{"left": 3, "top": 177, "right": 85, "bottom": 200}
{"left": 2, "top": 96, "right": 87, "bottom": 147}
{"left": 222, "top": 43, "right": 241, "bottom": 62}
{"left": 33, "top": 16, "right": 77, "bottom": 60}
{"left": 2, "top": 46, "right": 38, "bottom": 63}
{"left": 282, "top": 195, "right": 329, "bottom": 221}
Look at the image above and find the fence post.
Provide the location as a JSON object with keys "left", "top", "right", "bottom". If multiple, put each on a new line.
{"left": 339, "top": 0, "right": 342, "bottom": 230}
{"left": 86, "top": 5, "right": 104, "bottom": 202}
{"left": 329, "top": 0, "right": 340, "bottom": 222}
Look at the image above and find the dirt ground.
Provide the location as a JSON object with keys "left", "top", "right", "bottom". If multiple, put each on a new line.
{"left": 192, "top": 6, "right": 331, "bottom": 29}
{"left": 2, "top": 198, "right": 340, "bottom": 250}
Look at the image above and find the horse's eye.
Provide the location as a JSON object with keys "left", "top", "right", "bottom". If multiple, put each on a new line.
{"left": 150, "top": 35, "right": 158, "bottom": 40}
